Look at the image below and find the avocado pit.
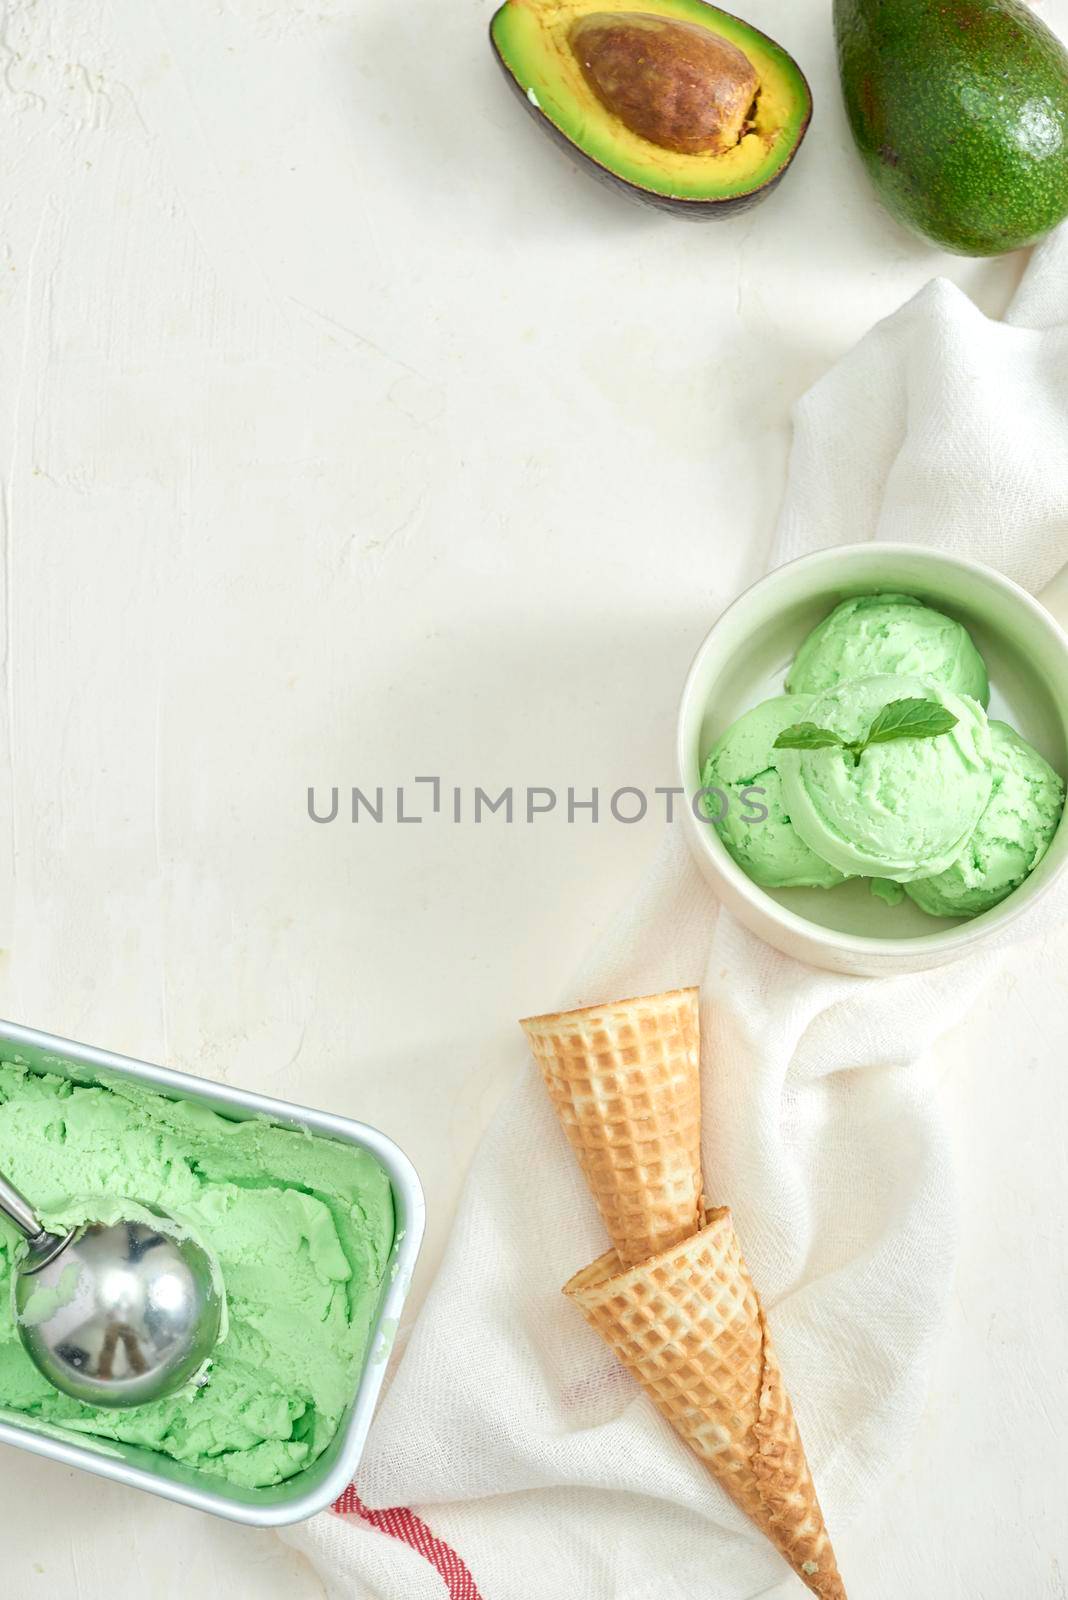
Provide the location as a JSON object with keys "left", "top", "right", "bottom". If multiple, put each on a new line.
{"left": 568, "top": 13, "right": 759, "bottom": 155}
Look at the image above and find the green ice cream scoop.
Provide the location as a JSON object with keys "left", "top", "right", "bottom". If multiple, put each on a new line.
{"left": 777, "top": 674, "right": 993, "bottom": 881}
{"left": 787, "top": 593, "right": 990, "bottom": 707}
{"left": 905, "top": 722, "right": 1066, "bottom": 919}
{"left": 700, "top": 696, "right": 849, "bottom": 889}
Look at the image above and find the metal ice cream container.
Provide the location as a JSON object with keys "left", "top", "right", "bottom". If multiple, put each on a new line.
{"left": 0, "top": 1018, "right": 424, "bottom": 1525}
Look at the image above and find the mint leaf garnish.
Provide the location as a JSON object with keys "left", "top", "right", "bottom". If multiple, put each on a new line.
{"left": 773, "top": 722, "right": 848, "bottom": 752}
{"left": 774, "top": 698, "right": 958, "bottom": 768}
{"left": 863, "top": 697, "right": 959, "bottom": 746}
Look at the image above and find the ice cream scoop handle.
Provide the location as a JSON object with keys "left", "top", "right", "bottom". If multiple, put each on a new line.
{"left": 0, "top": 1168, "right": 48, "bottom": 1244}
{"left": 1039, "top": 560, "right": 1068, "bottom": 632}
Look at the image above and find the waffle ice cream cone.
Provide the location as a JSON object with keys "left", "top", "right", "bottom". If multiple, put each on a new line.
{"left": 520, "top": 988, "right": 702, "bottom": 1267}
{"left": 564, "top": 1209, "right": 845, "bottom": 1600}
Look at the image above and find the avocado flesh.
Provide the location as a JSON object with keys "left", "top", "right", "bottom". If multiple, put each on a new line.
{"left": 491, "top": 0, "right": 811, "bottom": 208}
{"left": 835, "top": 0, "right": 1068, "bottom": 255}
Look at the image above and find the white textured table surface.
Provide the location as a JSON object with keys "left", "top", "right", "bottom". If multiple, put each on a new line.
{"left": 1, "top": 3, "right": 1065, "bottom": 1596}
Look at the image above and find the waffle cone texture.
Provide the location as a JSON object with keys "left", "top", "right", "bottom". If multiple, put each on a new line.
{"left": 520, "top": 989, "right": 702, "bottom": 1268}
{"left": 564, "top": 1210, "right": 845, "bottom": 1600}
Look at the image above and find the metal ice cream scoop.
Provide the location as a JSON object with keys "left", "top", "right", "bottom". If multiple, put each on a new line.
{"left": 0, "top": 1168, "right": 223, "bottom": 1408}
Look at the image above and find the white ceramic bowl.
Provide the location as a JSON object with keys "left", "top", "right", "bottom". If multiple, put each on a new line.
{"left": 677, "top": 544, "right": 1068, "bottom": 975}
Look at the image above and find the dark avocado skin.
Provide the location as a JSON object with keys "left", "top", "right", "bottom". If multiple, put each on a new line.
{"left": 835, "top": 0, "right": 1068, "bottom": 255}
{"left": 492, "top": 48, "right": 809, "bottom": 217}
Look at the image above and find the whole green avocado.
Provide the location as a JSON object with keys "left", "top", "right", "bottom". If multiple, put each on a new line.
{"left": 835, "top": 0, "right": 1068, "bottom": 254}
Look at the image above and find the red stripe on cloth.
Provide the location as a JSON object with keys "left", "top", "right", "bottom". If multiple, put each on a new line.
{"left": 333, "top": 1486, "right": 484, "bottom": 1600}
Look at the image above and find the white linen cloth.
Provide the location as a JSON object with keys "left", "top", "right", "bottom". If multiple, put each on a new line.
{"left": 283, "top": 231, "right": 1068, "bottom": 1598}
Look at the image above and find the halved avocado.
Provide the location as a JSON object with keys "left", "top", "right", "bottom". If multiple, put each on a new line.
{"left": 490, "top": 0, "right": 812, "bottom": 214}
